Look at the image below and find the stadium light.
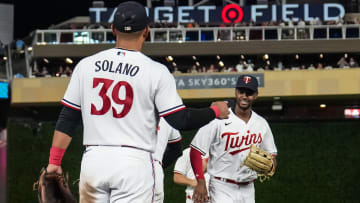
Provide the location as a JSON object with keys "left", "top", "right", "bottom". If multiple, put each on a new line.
{"left": 172, "top": 62, "right": 177, "bottom": 67}
{"left": 65, "top": 57, "right": 73, "bottom": 64}
{"left": 344, "top": 53, "right": 348, "bottom": 58}
{"left": 241, "top": 55, "right": 245, "bottom": 59}
{"left": 166, "top": 56, "right": 173, "bottom": 62}
{"left": 320, "top": 104, "right": 326, "bottom": 108}
{"left": 216, "top": 55, "right": 221, "bottom": 60}
{"left": 2, "top": 57, "right": 7, "bottom": 61}
{"left": 263, "top": 54, "right": 269, "bottom": 60}
{"left": 192, "top": 56, "right": 197, "bottom": 60}
{"left": 27, "top": 47, "right": 33, "bottom": 52}
{"left": 218, "top": 61, "right": 224, "bottom": 67}
{"left": 195, "top": 61, "right": 200, "bottom": 66}
{"left": 295, "top": 54, "right": 299, "bottom": 60}
{"left": 266, "top": 60, "right": 270, "bottom": 65}
{"left": 320, "top": 54, "right": 323, "bottom": 59}
{"left": 43, "top": 58, "right": 49, "bottom": 64}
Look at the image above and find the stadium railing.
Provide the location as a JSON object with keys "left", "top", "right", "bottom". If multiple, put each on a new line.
{"left": 33, "top": 24, "right": 360, "bottom": 45}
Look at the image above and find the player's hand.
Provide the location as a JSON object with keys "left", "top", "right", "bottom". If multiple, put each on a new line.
{"left": 211, "top": 101, "right": 230, "bottom": 119}
{"left": 190, "top": 179, "right": 198, "bottom": 187}
{"left": 46, "top": 164, "right": 63, "bottom": 174}
{"left": 192, "top": 179, "right": 209, "bottom": 203}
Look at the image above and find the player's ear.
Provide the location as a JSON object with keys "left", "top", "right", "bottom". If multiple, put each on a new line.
{"left": 111, "top": 24, "right": 117, "bottom": 36}
{"left": 142, "top": 26, "right": 150, "bottom": 39}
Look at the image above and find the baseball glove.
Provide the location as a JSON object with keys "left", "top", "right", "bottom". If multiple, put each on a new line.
{"left": 33, "top": 167, "right": 76, "bottom": 203}
{"left": 243, "top": 144, "right": 275, "bottom": 179}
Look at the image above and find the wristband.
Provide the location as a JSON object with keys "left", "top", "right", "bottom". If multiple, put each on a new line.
{"left": 49, "top": 146, "right": 66, "bottom": 166}
{"left": 210, "top": 105, "right": 220, "bottom": 118}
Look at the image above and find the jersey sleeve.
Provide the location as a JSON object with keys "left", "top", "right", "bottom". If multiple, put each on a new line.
{"left": 260, "top": 121, "right": 277, "bottom": 155}
{"left": 168, "top": 127, "right": 182, "bottom": 143}
{"left": 61, "top": 62, "right": 82, "bottom": 111}
{"left": 190, "top": 121, "right": 219, "bottom": 156}
{"left": 155, "top": 67, "right": 185, "bottom": 117}
{"left": 173, "top": 150, "right": 189, "bottom": 175}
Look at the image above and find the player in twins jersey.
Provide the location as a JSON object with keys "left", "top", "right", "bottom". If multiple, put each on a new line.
{"left": 173, "top": 148, "right": 210, "bottom": 203}
{"left": 190, "top": 75, "right": 277, "bottom": 203}
{"left": 43, "top": 2, "right": 229, "bottom": 203}
{"left": 153, "top": 118, "right": 182, "bottom": 203}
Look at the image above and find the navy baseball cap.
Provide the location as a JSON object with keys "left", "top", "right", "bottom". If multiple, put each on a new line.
{"left": 113, "top": 1, "right": 150, "bottom": 33}
{"left": 236, "top": 75, "right": 258, "bottom": 92}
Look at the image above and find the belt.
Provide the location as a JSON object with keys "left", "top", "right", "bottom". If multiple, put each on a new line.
{"left": 214, "top": 176, "right": 251, "bottom": 186}
{"left": 85, "top": 145, "right": 150, "bottom": 152}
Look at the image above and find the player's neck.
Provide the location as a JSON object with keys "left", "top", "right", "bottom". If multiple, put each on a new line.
{"left": 115, "top": 39, "right": 143, "bottom": 52}
{"left": 234, "top": 106, "right": 252, "bottom": 123}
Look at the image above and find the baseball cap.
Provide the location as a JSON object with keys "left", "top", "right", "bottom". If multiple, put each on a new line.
{"left": 113, "top": 1, "right": 150, "bottom": 33}
{"left": 236, "top": 75, "right": 258, "bottom": 92}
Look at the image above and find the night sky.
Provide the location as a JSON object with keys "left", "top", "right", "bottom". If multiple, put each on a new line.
{"left": 0, "top": 0, "right": 144, "bottom": 39}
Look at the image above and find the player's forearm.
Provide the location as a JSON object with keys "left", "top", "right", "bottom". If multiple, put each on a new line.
{"left": 164, "top": 108, "right": 216, "bottom": 130}
{"left": 52, "top": 130, "right": 72, "bottom": 149}
{"left": 190, "top": 147, "right": 205, "bottom": 180}
{"left": 173, "top": 173, "right": 197, "bottom": 187}
{"left": 48, "top": 130, "right": 72, "bottom": 166}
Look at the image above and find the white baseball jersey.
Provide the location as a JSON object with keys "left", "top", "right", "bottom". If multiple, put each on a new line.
{"left": 190, "top": 108, "right": 277, "bottom": 183}
{"left": 153, "top": 118, "right": 182, "bottom": 162}
{"left": 61, "top": 48, "right": 184, "bottom": 152}
{"left": 174, "top": 148, "right": 210, "bottom": 201}
{"left": 153, "top": 117, "right": 182, "bottom": 203}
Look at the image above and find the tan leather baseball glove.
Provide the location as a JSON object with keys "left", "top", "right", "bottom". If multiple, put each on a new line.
{"left": 33, "top": 167, "right": 76, "bottom": 203}
{"left": 243, "top": 144, "right": 275, "bottom": 178}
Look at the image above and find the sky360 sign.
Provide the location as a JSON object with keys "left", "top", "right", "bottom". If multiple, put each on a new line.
{"left": 90, "top": 3, "right": 345, "bottom": 24}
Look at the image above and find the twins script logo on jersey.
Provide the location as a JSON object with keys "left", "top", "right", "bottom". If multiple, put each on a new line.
{"left": 221, "top": 130, "right": 262, "bottom": 155}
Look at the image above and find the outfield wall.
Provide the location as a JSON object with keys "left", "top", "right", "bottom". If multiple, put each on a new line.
{"left": 11, "top": 68, "right": 360, "bottom": 105}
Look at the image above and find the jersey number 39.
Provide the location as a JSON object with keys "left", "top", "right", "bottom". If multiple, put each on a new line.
{"left": 91, "top": 78, "right": 133, "bottom": 118}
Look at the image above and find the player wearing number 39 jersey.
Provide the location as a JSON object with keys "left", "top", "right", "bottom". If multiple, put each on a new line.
{"left": 42, "top": 1, "right": 230, "bottom": 203}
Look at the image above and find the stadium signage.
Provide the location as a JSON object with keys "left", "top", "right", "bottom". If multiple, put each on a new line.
{"left": 90, "top": 3, "right": 344, "bottom": 24}
{"left": 174, "top": 74, "right": 264, "bottom": 89}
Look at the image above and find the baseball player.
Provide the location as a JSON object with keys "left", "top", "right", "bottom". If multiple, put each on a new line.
{"left": 153, "top": 118, "right": 183, "bottom": 203}
{"left": 190, "top": 75, "right": 277, "bottom": 203}
{"left": 44, "top": 1, "right": 230, "bottom": 202}
{"left": 174, "top": 148, "right": 210, "bottom": 203}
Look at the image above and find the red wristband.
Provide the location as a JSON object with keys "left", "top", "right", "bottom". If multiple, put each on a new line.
{"left": 210, "top": 105, "right": 220, "bottom": 118}
{"left": 49, "top": 146, "right": 66, "bottom": 166}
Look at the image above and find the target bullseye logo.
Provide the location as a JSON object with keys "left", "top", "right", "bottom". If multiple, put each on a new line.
{"left": 222, "top": 4, "right": 243, "bottom": 23}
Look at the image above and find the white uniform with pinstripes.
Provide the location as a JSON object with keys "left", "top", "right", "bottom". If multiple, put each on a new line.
{"left": 62, "top": 48, "right": 184, "bottom": 203}
{"left": 153, "top": 118, "right": 182, "bottom": 203}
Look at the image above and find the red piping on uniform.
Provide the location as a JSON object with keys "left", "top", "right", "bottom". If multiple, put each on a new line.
{"left": 61, "top": 101, "right": 81, "bottom": 111}
{"left": 160, "top": 107, "right": 186, "bottom": 117}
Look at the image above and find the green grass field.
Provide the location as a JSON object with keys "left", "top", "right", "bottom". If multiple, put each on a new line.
{"left": 6, "top": 120, "right": 360, "bottom": 203}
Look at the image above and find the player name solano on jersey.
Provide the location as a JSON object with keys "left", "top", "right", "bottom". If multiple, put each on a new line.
{"left": 94, "top": 59, "right": 140, "bottom": 77}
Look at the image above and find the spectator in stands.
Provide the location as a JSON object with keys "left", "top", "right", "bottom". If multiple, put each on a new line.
{"left": 300, "top": 65, "right": 306, "bottom": 70}
{"left": 297, "top": 18, "right": 306, "bottom": 39}
{"left": 190, "top": 65, "right": 198, "bottom": 73}
{"left": 307, "top": 64, "right": 315, "bottom": 70}
{"left": 349, "top": 57, "right": 359, "bottom": 67}
{"left": 200, "top": 66, "right": 207, "bottom": 73}
{"left": 56, "top": 66, "right": 64, "bottom": 77}
{"left": 316, "top": 63, "right": 324, "bottom": 70}
{"left": 337, "top": 57, "right": 349, "bottom": 68}
{"left": 173, "top": 67, "right": 182, "bottom": 74}
{"left": 278, "top": 20, "right": 286, "bottom": 27}
{"left": 275, "top": 61, "right": 284, "bottom": 71}
{"left": 41, "top": 66, "right": 50, "bottom": 77}
{"left": 32, "top": 66, "right": 43, "bottom": 77}
{"left": 208, "top": 64, "right": 217, "bottom": 73}
{"left": 64, "top": 66, "right": 73, "bottom": 76}
{"left": 324, "top": 65, "right": 333, "bottom": 70}
{"left": 235, "top": 60, "right": 244, "bottom": 72}
{"left": 245, "top": 60, "right": 254, "bottom": 72}
{"left": 287, "top": 17, "right": 294, "bottom": 27}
